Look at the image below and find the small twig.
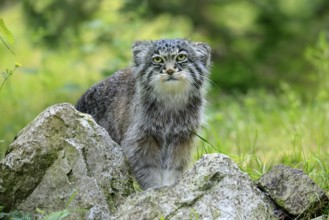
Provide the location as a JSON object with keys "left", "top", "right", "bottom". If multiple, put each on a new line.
{"left": 0, "top": 64, "right": 20, "bottom": 91}
{"left": 0, "top": 75, "right": 8, "bottom": 91}
{"left": 0, "top": 35, "right": 15, "bottom": 55}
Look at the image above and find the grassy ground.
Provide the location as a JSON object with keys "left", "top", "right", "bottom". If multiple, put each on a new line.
{"left": 194, "top": 87, "right": 329, "bottom": 191}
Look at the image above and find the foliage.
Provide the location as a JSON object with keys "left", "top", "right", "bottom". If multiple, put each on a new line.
{"left": 18, "top": 0, "right": 329, "bottom": 91}
{"left": 37, "top": 209, "right": 70, "bottom": 220}
{"left": 0, "top": 209, "right": 32, "bottom": 220}
{"left": 122, "top": 0, "right": 329, "bottom": 91}
{"left": 305, "top": 31, "right": 329, "bottom": 100}
{"left": 21, "top": 0, "right": 102, "bottom": 46}
{"left": 0, "top": 209, "right": 70, "bottom": 220}
{"left": 0, "top": 63, "right": 20, "bottom": 91}
{"left": 0, "top": 18, "right": 19, "bottom": 158}
{"left": 0, "top": 17, "right": 19, "bottom": 90}
{"left": 0, "top": 18, "right": 15, "bottom": 54}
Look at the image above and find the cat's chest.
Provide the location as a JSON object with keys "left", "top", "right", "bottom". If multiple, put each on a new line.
{"left": 145, "top": 110, "right": 198, "bottom": 142}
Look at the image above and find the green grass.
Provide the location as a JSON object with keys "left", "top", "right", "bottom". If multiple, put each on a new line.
{"left": 193, "top": 32, "right": 329, "bottom": 191}
{"left": 194, "top": 86, "right": 329, "bottom": 190}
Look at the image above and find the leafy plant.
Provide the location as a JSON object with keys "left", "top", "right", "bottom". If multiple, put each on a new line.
{"left": 0, "top": 209, "right": 32, "bottom": 220}
{"left": 0, "top": 63, "right": 20, "bottom": 91}
{"left": 0, "top": 18, "right": 20, "bottom": 92}
{"left": 0, "top": 18, "right": 15, "bottom": 54}
{"left": 0, "top": 209, "right": 70, "bottom": 220}
{"left": 0, "top": 18, "right": 20, "bottom": 158}
{"left": 37, "top": 209, "right": 70, "bottom": 220}
{"left": 305, "top": 31, "right": 329, "bottom": 101}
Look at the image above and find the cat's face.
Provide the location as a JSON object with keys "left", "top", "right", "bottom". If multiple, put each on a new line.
{"left": 132, "top": 39, "right": 211, "bottom": 104}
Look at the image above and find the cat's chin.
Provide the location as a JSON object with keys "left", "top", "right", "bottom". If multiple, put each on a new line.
{"left": 147, "top": 78, "right": 191, "bottom": 109}
{"left": 165, "top": 77, "right": 178, "bottom": 82}
{"left": 157, "top": 79, "right": 189, "bottom": 94}
{"left": 153, "top": 73, "right": 190, "bottom": 93}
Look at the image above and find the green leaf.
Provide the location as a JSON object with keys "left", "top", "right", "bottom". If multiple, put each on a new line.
{"left": 36, "top": 208, "right": 46, "bottom": 215}
{"left": 0, "top": 18, "right": 14, "bottom": 46}
{"left": 65, "top": 191, "right": 77, "bottom": 207}
{"left": 42, "top": 210, "right": 70, "bottom": 220}
{"left": 11, "top": 214, "right": 33, "bottom": 220}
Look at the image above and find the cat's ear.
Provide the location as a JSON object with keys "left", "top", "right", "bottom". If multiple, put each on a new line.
{"left": 132, "top": 40, "right": 153, "bottom": 65}
{"left": 192, "top": 42, "right": 211, "bottom": 67}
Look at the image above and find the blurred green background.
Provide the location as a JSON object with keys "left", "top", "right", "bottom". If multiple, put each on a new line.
{"left": 1, "top": 0, "right": 329, "bottom": 185}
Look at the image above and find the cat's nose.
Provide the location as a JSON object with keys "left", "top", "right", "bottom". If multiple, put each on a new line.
{"left": 166, "top": 69, "right": 175, "bottom": 75}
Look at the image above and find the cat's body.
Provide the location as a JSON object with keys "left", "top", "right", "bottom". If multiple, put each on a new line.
{"left": 76, "top": 39, "right": 211, "bottom": 189}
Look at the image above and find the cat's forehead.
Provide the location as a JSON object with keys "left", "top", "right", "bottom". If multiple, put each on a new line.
{"left": 153, "top": 39, "right": 189, "bottom": 55}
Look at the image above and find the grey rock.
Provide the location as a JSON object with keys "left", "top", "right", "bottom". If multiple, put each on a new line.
{"left": 311, "top": 215, "right": 328, "bottom": 220}
{"left": 113, "top": 153, "right": 277, "bottom": 220}
{"left": 257, "top": 164, "right": 329, "bottom": 217}
{"left": 0, "top": 103, "right": 134, "bottom": 219}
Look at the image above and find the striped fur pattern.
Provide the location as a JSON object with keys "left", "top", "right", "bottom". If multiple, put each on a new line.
{"left": 76, "top": 39, "right": 211, "bottom": 189}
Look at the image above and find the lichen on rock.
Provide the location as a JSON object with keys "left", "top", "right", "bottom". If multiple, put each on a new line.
{"left": 257, "top": 164, "right": 329, "bottom": 218}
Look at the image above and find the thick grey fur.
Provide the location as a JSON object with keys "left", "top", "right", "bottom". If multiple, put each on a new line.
{"left": 76, "top": 39, "right": 211, "bottom": 189}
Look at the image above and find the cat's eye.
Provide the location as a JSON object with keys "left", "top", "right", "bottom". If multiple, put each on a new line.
{"left": 176, "top": 54, "right": 187, "bottom": 61}
{"left": 152, "top": 56, "right": 163, "bottom": 63}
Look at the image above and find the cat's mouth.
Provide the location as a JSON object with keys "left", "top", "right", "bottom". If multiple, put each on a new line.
{"left": 165, "top": 76, "right": 178, "bottom": 81}
{"left": 154, "top": 73, "right": 190, "bottom": 94}
{"left": 160, "top": 72, "right": 183, "bottom": 82}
